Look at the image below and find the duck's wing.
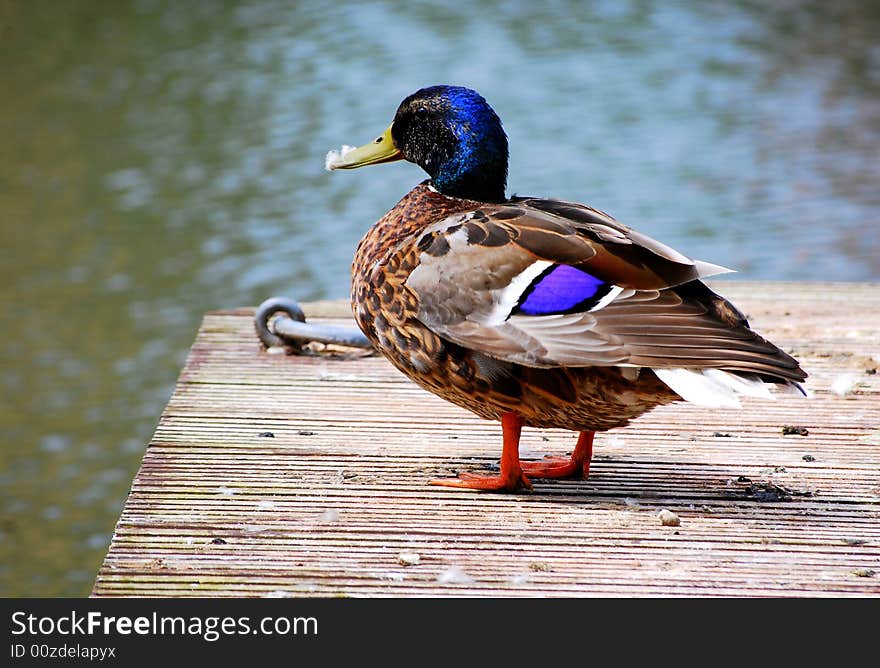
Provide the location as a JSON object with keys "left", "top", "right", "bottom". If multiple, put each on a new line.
{"left": 404, "top": 198, "right": 806, "bottom": 389}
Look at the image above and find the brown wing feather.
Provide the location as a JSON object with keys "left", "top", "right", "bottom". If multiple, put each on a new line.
{"left": 405, "top": 200, "right": 805, "bottom": 383}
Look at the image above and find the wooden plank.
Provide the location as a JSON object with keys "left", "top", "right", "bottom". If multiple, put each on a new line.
{"left": 93, "top": 282, "right": 880, "bottom": 597}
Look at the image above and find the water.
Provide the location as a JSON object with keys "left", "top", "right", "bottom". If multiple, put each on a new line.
{"left": 1, "top": 0, "right": 878, "bottom": 596}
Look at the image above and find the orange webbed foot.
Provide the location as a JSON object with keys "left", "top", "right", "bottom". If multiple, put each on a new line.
{"left": 429, "top": 469, "right": 532, "bottom": 492}
{"left": 521, "top": 457, "right": 587, "bottom": 479}
{"left": 430, "top": 411, "right": 533, "bottom": 492}
{"left": 428, "top": 420, "right": 595, "bottom": 490}
{"left": 521, "top": 431, "right": 594, "bottom": 480}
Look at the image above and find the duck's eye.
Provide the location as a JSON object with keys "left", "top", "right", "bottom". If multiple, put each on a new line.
{"left": 414, "top": 107, "right": 429, "bottom": 119}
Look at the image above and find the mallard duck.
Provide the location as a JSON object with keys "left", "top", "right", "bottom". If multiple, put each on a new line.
{"left": 327, "top": 85, "right": 807, "bottom": 492}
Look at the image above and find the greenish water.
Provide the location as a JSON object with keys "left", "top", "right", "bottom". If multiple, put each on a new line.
{"left": 1, "top": 0, "right": 878, "bottom": 596}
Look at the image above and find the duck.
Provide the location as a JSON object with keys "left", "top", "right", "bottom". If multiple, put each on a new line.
{"left": 327, "top": 85, "right": 807, "bottom": 492}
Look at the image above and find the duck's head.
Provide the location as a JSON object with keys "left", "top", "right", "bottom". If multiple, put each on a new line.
{"left": 328, "top": 85, "right": 509, "bottom": 202}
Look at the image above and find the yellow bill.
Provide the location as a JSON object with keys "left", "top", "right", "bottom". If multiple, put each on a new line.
{"left": 325, "top": 124, "right": 403, "bottom": 171}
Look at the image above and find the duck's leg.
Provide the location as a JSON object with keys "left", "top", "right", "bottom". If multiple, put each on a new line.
{"left": 521, "top": 430, "right": 594, "bottom": 479}
{"left": 429, "top": 412, "right": 532, "bottom": 491}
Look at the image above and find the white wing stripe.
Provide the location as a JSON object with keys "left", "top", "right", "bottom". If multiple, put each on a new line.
{"left": 588, "top": 285, "right": 625, "bottom": 312}
{"left": 483, "top": 260, "right": 552, "bottom": 326}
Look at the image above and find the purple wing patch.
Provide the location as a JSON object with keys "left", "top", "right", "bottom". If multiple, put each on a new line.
{"left": 516, "top": 264, "right": 610, "bottom": 316}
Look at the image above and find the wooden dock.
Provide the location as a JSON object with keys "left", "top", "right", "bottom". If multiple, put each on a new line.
{"left": 93, "top": 282, "right": 880, "bottom": 597}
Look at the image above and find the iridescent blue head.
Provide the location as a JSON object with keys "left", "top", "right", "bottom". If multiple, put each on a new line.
{"left": 327, "top": 85, "right": 509, "bottom": 201}
{"left": 390, "top": 86, "right": 509, "bottom": 202}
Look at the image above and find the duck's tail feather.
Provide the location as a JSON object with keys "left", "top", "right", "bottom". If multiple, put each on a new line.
{"left": 652, "top": 367, "right": 809, "bottom": 408}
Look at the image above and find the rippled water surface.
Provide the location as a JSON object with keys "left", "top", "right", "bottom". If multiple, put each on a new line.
{"left": 1, "top": 0, "right": 878, "bottom": 595}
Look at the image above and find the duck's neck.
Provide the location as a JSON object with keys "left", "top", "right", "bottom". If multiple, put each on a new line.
{"left": 432, "top": 162, "right": 507, "bottom": 203}
{"left": 430, "top": 135, "right": 508, "bottom": 203}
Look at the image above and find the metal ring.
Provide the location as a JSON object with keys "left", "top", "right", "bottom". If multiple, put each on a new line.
{"left": 254, "top": 296, "right": 373, "bottom": 352}
{"left": 254, "top": 297, "right": 307, "bottom": 350}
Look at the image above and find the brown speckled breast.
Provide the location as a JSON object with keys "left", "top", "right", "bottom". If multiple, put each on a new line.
{"left": 351, "top": 182, "right": 678, "bottom": 432}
